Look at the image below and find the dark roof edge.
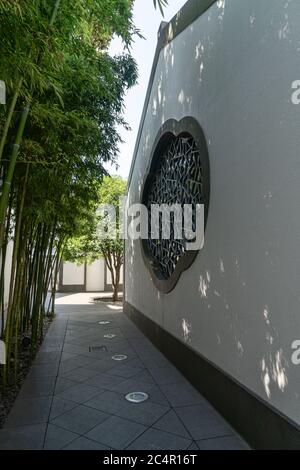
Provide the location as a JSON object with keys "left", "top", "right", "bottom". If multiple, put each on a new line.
{"left": 127, "top": 0, "right": 217, "bottom": 187}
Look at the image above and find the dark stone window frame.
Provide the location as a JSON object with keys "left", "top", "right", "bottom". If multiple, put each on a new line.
{"left": 141, "top": 117, "right": 210, "bottom": 294}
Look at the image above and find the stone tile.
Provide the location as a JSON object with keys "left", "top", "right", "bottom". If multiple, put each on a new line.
{"left": 63, "top": 343, "right": 99, "bottom": 358}
{"left": 147, "top": 386, "right": 171, "bottom": 406}
{"left": 28, "top": 362, "right": 59, "bottom": 378}
{"left": 5, "top": 397, "right": 52, "bottom": 427}
{"left": 175, "top": 405, "right": 234, "bottom": 440}
{"left": 187, "top": 441, "right": 200, "bottom": 450}
{"left": 140, "top": 355, "right": 171, "bottom": 369}
{"left": 86, "top": 416, "right": 146, "bottom": 449}
{"left": 160, "top": 382, "right": 209, "bottom": 407}
{"left": 63, "top": 436, "right": 112, "bottom": 450}
{"left": 60, "top": 352, "right": 77, "bottom": 362}
{"left": 51, "top": 405, "right": 109, "bottom": 434}
{"left": 111, "top": 377, "right": 156, "bottom": 395}
{"left": 149, "top": 366, "right": 186, "bottom": 385}
{"left": 116, "top": 400, "right": 169, "bottom": 427}
{"left": 85, "top": 373, "right": 125, "bottom": 390}
{"left": 153, "top": 410, "right": 191, "bottom": 439}
{"left": 58, "top": 355, "right": 95, "bottom": 374}
{"left": 85, "top": 390, "right": 124, "bottom": 414}
{"left": 197, "top": 435, "right": 250, "bottom": 450}
{"left": 2, "top": 296, "right": 247, "bottom": 451}
{"left": 86, "top": 358, "right": 117, "bottom": 373}
{"left": 35, "top": 350, "right": 61, "bottom": 364}
{"left": 133, "top": 370, "right": 156, "bottom": 384}
{"left": 44, "top": 424, "right": 78, "bottom": 450}
{"left": 56, "top": 383, "right": 100, "bottom": 404}
{"left": 122, "top": 357, "right": 145, "bottom": 372}
{"left": 18, "top": 376, "right": 56, "bottom": 398}
{"left": 66, "top": 337, "right": 101, "bottom": 347}
{"left": 41, "top": 339, "right": 64, "bottom": 350}
{"left": 49, "top": 397, "right": 78, "bottom": 420}
{"left": 106, "top": 364, "right": 142, "bottom": 379}
{"left": 54, "top": 377, "right": 78, "bottom": 394}
{"left": 61, "top": 367, "right": 99, "bottom": 383}
{"left": 0, "top": 424, "right": 46, "bottom": 450}
{"left": 127, "top": 428, "right": 191, "bottom": 450}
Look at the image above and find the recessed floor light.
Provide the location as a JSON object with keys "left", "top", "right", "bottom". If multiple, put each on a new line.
{"left": 104, "top": 334, "right": 116, "bottom": 339}
{"left": 112, "top": 354, "right": 127, "bottom": 361}
{"left": 125, "top": 392, "right": 149, "bottom": 403}
{"left": 98, "top": 321, "right": 110, "bottom": 325}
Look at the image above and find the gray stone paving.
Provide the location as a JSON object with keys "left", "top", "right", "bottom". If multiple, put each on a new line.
{"left": 0, "top": 293, "right": 250, "bottom": 450}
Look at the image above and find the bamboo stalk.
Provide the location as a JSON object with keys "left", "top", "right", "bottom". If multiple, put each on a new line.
{"left": 0, "top": 105, "right": 30, "bottom": 236}
{"left": 0, "top": 78, "right": 23, "bottom": 163}
{"left": 0, "top": 0, "right": 62, "bottom": 240}
{"left": 2, "top": 165, "right": 29, "bottom": 382}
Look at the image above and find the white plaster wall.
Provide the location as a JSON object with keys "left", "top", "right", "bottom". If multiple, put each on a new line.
{"left": 4, "top": 240, "right": 13, "bottom": 309}
{"left": 0, "top": 240, "right": 14, "bottom": 332}
{"left": 86, "top": 259, "right": 105, "bottom": 292}
{"left": 63, "top": 262, "right": 85, "bottom": 286}
{"left": 126, "top": 0, "right": 300, "bottom": 426}
{"left": 106, "top": 265, "right": 124, "bottom": 285}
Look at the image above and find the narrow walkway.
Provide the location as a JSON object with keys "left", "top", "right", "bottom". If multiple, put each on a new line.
{"left": 0, "top": 293, "right": 249, "bottom": 450}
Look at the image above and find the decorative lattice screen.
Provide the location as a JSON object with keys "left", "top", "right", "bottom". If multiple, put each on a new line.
{"left": 144, "top": 135, "right": 203, "bottom": 280}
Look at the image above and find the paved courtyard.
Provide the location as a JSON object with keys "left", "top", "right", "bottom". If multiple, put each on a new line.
{"left": 0, "top": 293, "right": 249, "bottom": 450}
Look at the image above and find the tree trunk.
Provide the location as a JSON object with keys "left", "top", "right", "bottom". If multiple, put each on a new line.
{"left": 112, "top": 263, "right": 120, "bottom": 302}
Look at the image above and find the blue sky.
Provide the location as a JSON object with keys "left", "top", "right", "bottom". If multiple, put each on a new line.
{"left": 107, "top": 0, "right": 187, "bottom": 179}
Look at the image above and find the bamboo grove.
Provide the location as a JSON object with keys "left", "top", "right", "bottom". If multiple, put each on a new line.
{"left": 0, "top": 0, "right": 153, "bottom": 387}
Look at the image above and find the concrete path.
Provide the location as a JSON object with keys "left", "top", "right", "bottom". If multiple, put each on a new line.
{"left": 0, "top": 293, "right": 249, "bottom": 450}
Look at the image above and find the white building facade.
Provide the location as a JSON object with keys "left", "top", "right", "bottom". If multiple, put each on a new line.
{"left": 124, "top": 0, "right": 300, "bottom": 449}
{"left": 58, "top": 259, "right": 123, "bottom": 293}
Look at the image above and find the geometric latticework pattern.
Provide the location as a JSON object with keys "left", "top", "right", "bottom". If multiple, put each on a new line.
{"left": 144, "top": 135, "right": 203, "bottom": 280}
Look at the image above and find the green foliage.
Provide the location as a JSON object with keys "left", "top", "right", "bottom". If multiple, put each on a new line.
{"left": 0, "top": 1, "right": 137, "bottom": 383}
{"left": 63, "top": 175, "right": 126, "bottom": 263}
{"left": 1, "top": 0, "right": 137, "bottom": 239}
{"left": 63, "top": 176, "right": 126, "bottom": 301}
{"left": 0, "top": 0, "right": 169, "bottom": 383}
{"left": 153, "top": 0, "right": 169, "bottom": 16}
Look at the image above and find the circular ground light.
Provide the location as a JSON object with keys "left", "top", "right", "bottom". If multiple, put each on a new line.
{"left": 98, "top": 321, "right": 110, "bottom": 325}
{"left": 125, "top": 392, "right": 149, "bottom": 403}
{"left": 112, "top": 354, "right": 127, "bottom": 361}
{"left": 104, "top": 334, "right": 116, "bottom": 339}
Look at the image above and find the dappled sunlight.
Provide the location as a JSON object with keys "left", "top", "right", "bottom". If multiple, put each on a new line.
{"left": 163, "top": 42, "right": 175, "bottom": 71}
{"left": 199, "top": 271, "right": 211, "bottom": 298}
{"left": 249, "top": 14, "right": 256, "bottom": 27}
{"left": 195, "top": 41, "right": 205, "bottom": 83}
{"left": 260, "top": 304, "right": 289, "bottom": 399}
{"left": 219, "top": 259, "right": 225, "bottom": 275}
{"left": 261, "top": 359, "right": 272, "bottom": 398}
{"left": 178, "top": 89, "right": 185, "bottom": 105}
{"left": 278, "top": 13, "right": 291, "bottom": 41}
{"left": 263, "top": 305, "right": 271, "bottom": 326}
{"left": 195, "top": 41, "right": 204, "bottom": 60}
{"left": 217, "top": 0, "right": 226, "bottom": 22}
{"left": 167, "top": 22, "right": 174, "bottom": 42}
{"left": 237, "top": 341, "right": 244, "bottom": 358}
{"left": 55, "top": 293, "right": 105, "bottom": 305}
{"left": 263, "top": 190, "right": 273, "bottom": 210}
{"left": 261, "top": 350, "right": 289, "bottom": 399}
{"left": 123, "top": 0, "right": 300, "bottom": 435}
{"left": 152, "top": 96, "right": 158, "bottom": 116}
{"left": 107, "top": 303, "right": 123, "bottom": 311}
{"left": 181, "top": 318, "right": 192, "bottom": 343}
{"left": 273, "top": 350, "right": 289, "bottom": 392}
{"left": 266, "top": 332, "right": 274, "bottom": 345}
